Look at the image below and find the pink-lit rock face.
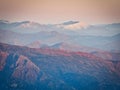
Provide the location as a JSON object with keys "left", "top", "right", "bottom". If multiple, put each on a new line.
{"left": 12, "top": 55, "right": 40, "bottom": 83}
{"left": 0, "top": 51, "right": 8, "bottom": 71}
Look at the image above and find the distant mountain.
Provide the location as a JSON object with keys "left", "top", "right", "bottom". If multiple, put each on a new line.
{"left": 0, "top": 30, "right": 69, "bottom": 46}
{"left": 95, "top": 34, "right": 120, "bottom": 51}
{"left": 0, "top": 43, "right": 120, "bottom": 90}
{"left": 50, "top": 42, "right": 120, "bottom": 60}
{"left": 27, "top": 40, "right": 49, "bottom": 48}
{"left": 0, "top": 20, "right": 57, "bottom": 33}
{"left": 0, "top": 20, "right": 120, "bottom": 51}
{"left": 67, "top": 34, "right": 120, "bottom": 51}
{"left": 80, "top": 23, "right": 120, "bottom": 36}
{"left": 0, "top": 20, "right": 120, "bottom": 36}
{"left": 0, "top": 29, "right": 120, "bottom": 52}
{"left": 50, "top": 42, "right": 101, "bottom": 52}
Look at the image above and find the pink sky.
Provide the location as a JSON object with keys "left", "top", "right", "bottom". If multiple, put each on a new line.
{"left": 0, "top": 0, "right": 120, "bottom": 24}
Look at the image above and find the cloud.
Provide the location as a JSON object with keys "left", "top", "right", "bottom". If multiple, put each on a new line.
{"left": 58, "top": 22, "right": 89, "bottom": 30}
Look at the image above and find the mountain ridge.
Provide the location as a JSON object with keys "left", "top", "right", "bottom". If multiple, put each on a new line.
{"left": 0, "top": 42, "right": 120, "bottom": 90}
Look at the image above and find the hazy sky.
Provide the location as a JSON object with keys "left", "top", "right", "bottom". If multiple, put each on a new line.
{"left": 0, "top": 0, "right": 120, "bottom": 24}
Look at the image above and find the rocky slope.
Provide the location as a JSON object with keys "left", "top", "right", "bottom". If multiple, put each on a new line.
{"left": 0, "top": 43, "right": 120, "bottom": 90}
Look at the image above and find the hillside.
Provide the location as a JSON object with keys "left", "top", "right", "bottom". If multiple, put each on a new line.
{"left": 0, "top": 43, "right": 120, "bottom": 90}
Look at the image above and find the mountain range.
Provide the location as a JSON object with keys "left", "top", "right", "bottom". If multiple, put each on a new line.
{"left": 0, "top": 20, "right": 120, "bottom": 52}
{"left": 0, "top": 43, "right": 120, "bottom": 90}
{"left": 0, "top": 20, "right": 120, "bottom": 90}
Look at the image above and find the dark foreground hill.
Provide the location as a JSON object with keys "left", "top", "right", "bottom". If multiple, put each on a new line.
{"left": 0, "top": 43, "right": 120, "bottom": 90}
